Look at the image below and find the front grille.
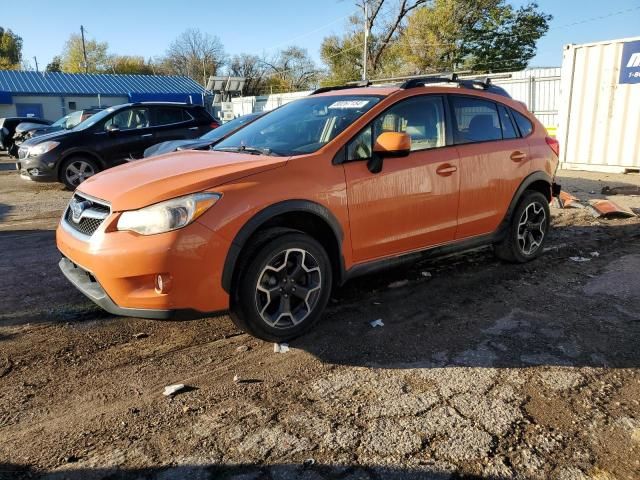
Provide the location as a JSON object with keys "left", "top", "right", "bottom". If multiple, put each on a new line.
{"left": 63, "top": 193, "right": 111, "bottom": 238}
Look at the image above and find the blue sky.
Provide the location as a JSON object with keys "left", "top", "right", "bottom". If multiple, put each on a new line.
{"left": 7, "top": 0, "right": 640, "bottom": 71}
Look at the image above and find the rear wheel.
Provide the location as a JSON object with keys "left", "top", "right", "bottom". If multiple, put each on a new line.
{"left": 230, "top": 231, "right": 333, "bottom": 342}
{"left": 494, "top": 190, "right": 550, "bottom": 263}
{"left": 60, "top": 156, "right": 100, "bottom": 190}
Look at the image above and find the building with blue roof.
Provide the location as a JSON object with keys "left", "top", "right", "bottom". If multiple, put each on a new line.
{"left": 0, "top": 70, "right": 207, "bottom": 121}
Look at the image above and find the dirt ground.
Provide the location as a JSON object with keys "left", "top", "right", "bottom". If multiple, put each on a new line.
{"left": 1, "top": 153, "right": 639, "bottom": 480}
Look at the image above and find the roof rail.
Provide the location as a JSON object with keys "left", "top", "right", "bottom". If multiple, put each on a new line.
{"left": 400, "top": 74, "right": 511, "bottom": 98}
{"left": 309, "top": 73, "right": 511, "bottom": 98}
{"left": 310, "top": 80, "right": 370, "bottom": 95}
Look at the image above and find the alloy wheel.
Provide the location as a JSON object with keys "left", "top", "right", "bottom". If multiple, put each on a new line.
{"left": 255, "top": 248, "right": 322, "bottom": 328}
{"left": 65, "top": 160, "right": 96, "bottom": 186}
{"left": 517, "top": 201, "right": 547, "bottom": 256}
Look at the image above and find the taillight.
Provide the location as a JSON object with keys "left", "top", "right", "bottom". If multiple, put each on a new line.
{"left": 210, "top": 122, "right": 219, "bottom": 129}
{"left": 545, "top": 136, "right": 559, "bottom": 157}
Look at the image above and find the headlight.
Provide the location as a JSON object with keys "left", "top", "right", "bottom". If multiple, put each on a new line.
{"left": 117, "top": 192, "right": 220, "bottom": 235}
{"left": 28, "top": 141, "right": 59, "bottom": 156}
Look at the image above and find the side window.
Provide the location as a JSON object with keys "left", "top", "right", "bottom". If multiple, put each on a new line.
{"left": 498, "top": 105, "right": 518, "bottom": 139}
{"left": 346, "top": 95, "right": 446, "bottom": 160}
{"left": 451, "top": 96, "right": 501, "bottom": 144}
{"left": 511, "top": 109, "right": 533, "bottom": 137}
{"left": 103, "top": 108, "right": 150, "bottom": 131}
{"left": 154, "top": 108, "right": 190, "bottom": 126}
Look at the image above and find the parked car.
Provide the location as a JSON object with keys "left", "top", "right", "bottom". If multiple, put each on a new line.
{"left": 143, "top": 112, "right": 263, "bottom": 158}
{"left": 17, "top": 102, "right": 219, "bottom": 189}
{"left": 57, "top": 77, "right": 560, "bottom": 342}
{"left": 0, "top": 117, "right": 51, "bottom": 152}
{"left": 11, "top": 108, "right": 104, "bottom": 154}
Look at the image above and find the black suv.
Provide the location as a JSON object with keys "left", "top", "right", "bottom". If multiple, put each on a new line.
{"left": 17, "top": 102, "right": 218, "bottom": 189}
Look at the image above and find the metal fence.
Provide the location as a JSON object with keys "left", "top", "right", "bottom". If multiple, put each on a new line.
{"left": 228, "top": 68, "right": 562, "bottom": 132}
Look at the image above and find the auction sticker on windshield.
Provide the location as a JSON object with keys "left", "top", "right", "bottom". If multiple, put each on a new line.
{"left": 328, "top": 100, "right": 371, "bottom": 109}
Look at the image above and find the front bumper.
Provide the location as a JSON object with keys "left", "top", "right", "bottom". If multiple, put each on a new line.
{"left": 56, "top": 210, "right": 232, "bottom": 315}
{"left": 58, "top": 257, "right": 215, "bottom": 319}
{"left": 16, "top": 151, "right": 57, "bottom": 182}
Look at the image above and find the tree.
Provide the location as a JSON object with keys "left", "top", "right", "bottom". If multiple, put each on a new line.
{"left": 463, "top": 2, "right": 551, "bottom": 72}
{"left": 60, "top": 33, "right": 110, "bottom": 73}
{"left": 46, "top": 56, "right": 62, "bottom": 73}
{"left": 228, "top": 53, "right": 268, "bottom": 96}
{"left": 398, "top": 0, "right": 551, "bottom": 73}
{"left": 0, "top": 27, "right": 22, "bottom": 69}
{"left": 320, "top": 0, "right": 426, "bottom": 82}
{"left": 162, "top": 28, "right": 226, "bottom": 85}
{"left": 109, "top": 55, "right": 155, "bottom": 75}
{"left": 262, "top": 46, "right": 318, "bottom": 92}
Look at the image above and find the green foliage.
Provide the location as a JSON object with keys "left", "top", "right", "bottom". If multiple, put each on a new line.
{"left": 0, "top": 27, "right": 23, "bottom": 69}
{"left": 110, "top": 55, "right": 155, "bottom": 75}
{"left": 46, "top": 56, "right": 62, "bottom": 73}
{"left": 463, "top": 2, "right": 552, "bottom": 72}
{"left": 61, "top": 34, "right": 110, "bottom": 73}
{"left": 323, "top": 0, "right": 551, "bottom": 80}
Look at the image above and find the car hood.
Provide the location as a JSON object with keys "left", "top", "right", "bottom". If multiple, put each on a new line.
{"left": 77, "top": 150, "right": 289, "bottom": 211}
{"left": 144, "top": 139, "right": 211, "bottom": 158}
{"left": 15, "top": 122, "right": 52, "bottom": 133}
{"left": 22, "top": 128, "right": 73, "bottom": 145}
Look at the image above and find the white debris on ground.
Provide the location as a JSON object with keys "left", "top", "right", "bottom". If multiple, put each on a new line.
{"left": 369, "top": 319, "right": 385, "bottom": 328}
{"left": 162, "top": 384, "right": 186, "bottom": 396}
{"left": 569, "top": 256, "right": 591, "bottom": 262}
{"left": 273, "top": 343, "right": 290, "bottom": 353}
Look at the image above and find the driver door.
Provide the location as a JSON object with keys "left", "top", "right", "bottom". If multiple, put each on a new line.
{"left": 95, "top": 107, "right": 155, "bottom": 164}
{"left": 342, "top": 95, "right": 460, "bottom": 263}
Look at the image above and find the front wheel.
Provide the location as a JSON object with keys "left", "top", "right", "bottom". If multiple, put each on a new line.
{"left": 60, "top": 156, "right": 100, "bottom": 190}
{"left": 494, "top": 190, "right": 550, "bottom": 263}
{"left": 230, "top": 231, "right": 333, "bottom": 342}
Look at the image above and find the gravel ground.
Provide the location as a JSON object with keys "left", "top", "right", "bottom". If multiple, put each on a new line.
{"left": 0, "top": 153, "right": 639, "bottom": 480}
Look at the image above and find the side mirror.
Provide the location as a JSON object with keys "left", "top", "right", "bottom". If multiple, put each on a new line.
{"left": 106, "top": 124, "right": 120, "bottom": 134}
{"left": 367, "top": 132, "right": 412, "bottom": 174}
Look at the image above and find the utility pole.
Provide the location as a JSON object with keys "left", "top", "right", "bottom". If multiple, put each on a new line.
{"left": 362, "top": 1, "right": 368, "bottom": 81}
{"left": 203, "top": 57, "right": 207, "bottom": 88}
{"left": 33, "top": 56, "right": 39, "bottom": 73}
{"left": 80, "top": 25, "right": 88, "bottom": 73}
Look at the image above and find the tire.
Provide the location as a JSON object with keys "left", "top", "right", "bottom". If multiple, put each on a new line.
{"left": 493, "top": 190, "right": 550, "bottom": 263}
{"left": 60, "top": 156, "right": 100, "bottom": 190}
{"left": 230, "top": 230, "right": 333, "bottom": 342}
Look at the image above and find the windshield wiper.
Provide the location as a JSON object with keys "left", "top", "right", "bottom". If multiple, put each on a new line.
{"left": 215, "top": 145, "right": 275, "bottom": 156}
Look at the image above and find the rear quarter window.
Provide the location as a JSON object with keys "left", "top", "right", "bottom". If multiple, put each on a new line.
{"left": 511, "top": 109, "right": 534, "bottom": 137}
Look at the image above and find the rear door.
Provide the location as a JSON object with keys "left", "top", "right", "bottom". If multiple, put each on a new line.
{"left": 94, "top": 107, "right": 155, "bottom": 163}
{"left": 151, "top": 106, "right": 201, "bottom": 144}
{"left": 450, "top": 95, "right": 530, "bottom": 239}
{"left": 343, "top": 94, "right": 460, "bottom": 263}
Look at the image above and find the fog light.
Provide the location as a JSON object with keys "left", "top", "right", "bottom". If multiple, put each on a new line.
{"left": 28, "top": 168, "right": 40, "bottom": 176}
{"left": 155, "top": 274, "right": 172, "bottom": 294}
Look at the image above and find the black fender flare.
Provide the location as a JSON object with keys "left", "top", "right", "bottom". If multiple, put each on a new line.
{"left": 221, "top": 199, "right": 345, "bottom": 293}
{"left": 497, "top": 170, "right": 552, "bottom": 237}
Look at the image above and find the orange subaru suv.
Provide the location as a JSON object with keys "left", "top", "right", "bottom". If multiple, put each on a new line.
{"left": 57, "top": 76, "right": 560, "bottom": 341}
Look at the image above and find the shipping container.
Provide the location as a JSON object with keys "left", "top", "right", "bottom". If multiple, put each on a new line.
{"left": 558, "top": 37, "right": 640, "bottom": 172}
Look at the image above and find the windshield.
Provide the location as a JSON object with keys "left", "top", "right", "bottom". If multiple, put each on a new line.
{"left": 213, "top": 95, "right": 381, "bottom": 156}
{"left": 51, "top": 115, "right": 70, "bottom": 127}
{"left": 72, "top": 106, "right": 117, "bottom": 131}
{"left": 201, "top": 113, "right": 260, "bottom": 141}
{"left": 65, "top": 111, "right": 83, "bottom": 129}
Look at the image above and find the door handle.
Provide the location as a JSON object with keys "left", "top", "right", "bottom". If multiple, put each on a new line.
{"left": 188, "top": 126, "right": 199, "bottom": 130}
{"left": 436, "top": 164, "right": 458, "bottom": 176}
{"left": 141, "top": 133, "right": 153, "bottom": 138}
{"left": 510, "top": 151, "right": 527, "bottom": 162}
